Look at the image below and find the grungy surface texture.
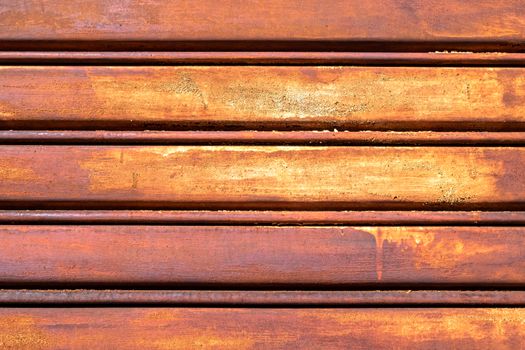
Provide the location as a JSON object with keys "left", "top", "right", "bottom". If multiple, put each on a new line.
{"left": 2, "top": 290, "right": 525, "bottom": 305}
{"left": 0, "top": 0, "right": 524, "bottom": 42}
{"left": 3, "top": 0, "right": 525, "bottom": 345}
{"left": 1, "top": 67, "right": 524, "bottom": 130}
{"left": 0, "top": 308, "right": 524, "bottom": 349}
{"left": 0, "top": 146, "right": 524, "bottom": 209}
{"left": 0, "top": 226, "right": 523, "bottom": 286}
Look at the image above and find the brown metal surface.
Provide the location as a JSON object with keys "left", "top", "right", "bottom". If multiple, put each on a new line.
{"left": 1, "top": 146, "right": 524, "bottom": 210}
{"left": 0, "top": 308, "right": 523, "bottom": 349}
{"left": 1, "top": 0, "right": 524, "bottom": 51}
{"left": 0, "top": 226, "right": 523, "bottom": 287}
{"left": 1, "top": 67, "right": 524, "bottom": 130}
{"left": 2, "top": 0, "right": 525, "bottom": 345}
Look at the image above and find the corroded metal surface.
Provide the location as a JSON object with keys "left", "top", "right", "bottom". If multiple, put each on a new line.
{"left": 1, "top": 146, "right": 524, "bottom": 209}
{"left": 1, "top": 0, "right": 524, "bottom": 46}
{"left": 0, "top": 226, "right": 523, "bottom": 286}
{"left": 1, "top": 67, "right": 524, "bottom": 130}
{"left": 0, "top": 308, "right": 524, "bottom": 349}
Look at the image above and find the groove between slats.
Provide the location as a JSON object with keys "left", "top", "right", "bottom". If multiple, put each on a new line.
{"left": 4, "top": 41, "right": 525, "bottom": 53}
{"left": 2, "top": 210, "right": 525, "bottom": 225}
{"left": 1, "top": 51, "right": 525, "bottom": 66}
{"left": 0, "top": 290, "right": 523, "bottom": 305}
{"left": 3, "top": 131, "right": 525, "bottom": 145}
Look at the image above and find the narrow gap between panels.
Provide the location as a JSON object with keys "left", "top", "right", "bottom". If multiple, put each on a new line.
{"left": 5, "top": 222, "right": 525, "bottom": 227}
{"left": 2, "top": 131, "right": 525, "bottom": 146}
{"left": 2, "top": 40, "right": 524, "bottom": 52}
{"left": 3, "top": 124, "right": 525, "bottom": 132}
{"left": 4, "top": 122, "right": 525, "bottom": 132}
{"left": 4, "top": 63, "right": 525, "bottom": 68}
{"left": 1, "top": 284, "right": 524, "bottom": 291}
{"left": 2, "top": 202, "right": 525, "bottom": 211}
{"left": 1, "top": 52, "right": 525, "bottom": 66}
{"left": 2, "top": 303, "right": 524, "bottom": 309}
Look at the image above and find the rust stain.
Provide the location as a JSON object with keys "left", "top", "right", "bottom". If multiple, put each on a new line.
{"left": 481, "top": 148, "right": 525, "bottom": 199}
{"left": 75, "top": 146, "right": 508, "bottom": 205}
{"left": 364, "top": 227, "right": 500, "bottom": 277}
{"left": 137, "top": 310, "right": 257, "bottom": 349}
{"left": 0, "top": 109, "right": 14, "bottom": 117}
{"left": 375, "top": 227, "right": 384, "bottom": 281}
{"left": 3, "top": 66, "right": 524, "bottom": 128}
{"left": 131, "top": 172, "right": 139, "bottom": 189}
{"left": 0, "top": 164, "right": 38, "bottom": 182}
{"left": 0, "top": 308, "right": 523, "bottom": 348}
{"left": 85, "top": 67, "right": 210, "bottom": 121}
{"left": 496, "top": 69, "right": 525, "bottom": 108}
{"left": 151, "top": 335, "right": 255, "bottom": 350}
{"left": 0, "top": 316, "right": 49, "bottom": 350}
{"left": 309, "top": 308, "right": 525, "bottom": 342}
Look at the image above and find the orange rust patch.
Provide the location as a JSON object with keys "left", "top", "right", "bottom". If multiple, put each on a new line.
{"left": 0, "top": 164, "right": 38, "bottom": 182}
{"left": 308, "top": 308, "right": 525, "bottom": 342}
{"left": 3, "top": 67, "right": 525, "bottom": 128}
{"left": 83, "top": 67, "right": 524, "bottom": 124}
{"left": 86, "top": 68, "right": 210, "bottom": 121}
{"left": 78, "top": 146, "right": 505, "bottom": 205}
{"left": 0, "top": 315, "right": 50, "bottom": 350}
{"left": 151, "top": 335, "right": 256, "bottom": 350}
{"left": 363, "top": 227, "right": 501, "bottom": 279}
